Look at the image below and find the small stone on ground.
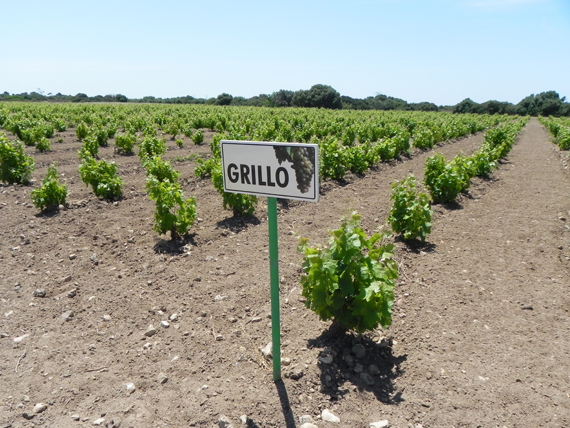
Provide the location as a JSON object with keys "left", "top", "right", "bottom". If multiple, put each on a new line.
{"left": 321, "top": 409, "right": 340, "bottom": 423}
{"left": 370, "top": 421, "right": 390, "bottom": 428}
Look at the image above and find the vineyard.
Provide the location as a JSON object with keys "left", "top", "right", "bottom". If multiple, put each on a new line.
{"left": 0, "top": 103, "right": 569, "bottom": 427}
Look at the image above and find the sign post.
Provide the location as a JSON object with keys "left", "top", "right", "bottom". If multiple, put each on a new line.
{"left": 267, "top": 196, "right": 281, "bottom": 380}
{"left": 221, "top": 141, "right": 319, "bottom": 381}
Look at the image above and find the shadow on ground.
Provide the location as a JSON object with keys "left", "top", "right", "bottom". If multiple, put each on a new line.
{"left": 398, "top": 237, "right": 437, "bottom": 254}
{"left": 216, "top": 215, "right": 261, "bottom": 233}
{"left": 439, "top": 200, "right": 464, "bottom": 211}
{"left": 243, "top": 380, "right": 297, "bottom": 428}
{"left": 153, "top": 233, "right": 197, "bottom": 254}
{"left": 35, "top": 208, "right": 62, "bottom": 218}
{"left": 306, "top": 328, "right": 407, "bottom": 404}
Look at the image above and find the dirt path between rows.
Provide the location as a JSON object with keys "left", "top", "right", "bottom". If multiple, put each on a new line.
{"left": 387, "top": 117, "right": 570, "bottom": 427}
{"left": 1, "top": 118, "right": 569, "bottom": 428}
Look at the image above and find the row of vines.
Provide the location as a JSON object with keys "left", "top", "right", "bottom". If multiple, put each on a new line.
{"left": 0, "top": 103, "right": 514, "bottom": 219}
{"left": 0, "top": 103, "right": 527, "bottom": 333}
{"left": 538, "top": 116, "right": 570, "bottom": 150}
{"left": 424, "top": 117, "right": 528, "bottom": 203}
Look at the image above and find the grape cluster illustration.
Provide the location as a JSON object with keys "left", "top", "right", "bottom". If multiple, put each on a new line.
{"left": 273, "top": 145, "right": 315, "bottom": 193}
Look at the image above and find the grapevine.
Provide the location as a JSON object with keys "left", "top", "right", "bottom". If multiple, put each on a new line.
{"left": 298, "top": 212, "right": 398, "bottom": 333}
{"left": 389, "top": 175, "right": 432, "bottom": 241}
{"left": 0, "top": 134, "right": 35, "bottom": 185}
{"left": 31, "top": 164, "right": 67, "bottom": 211}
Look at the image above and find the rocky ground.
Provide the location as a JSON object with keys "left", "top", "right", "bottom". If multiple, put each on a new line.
{"left": 1, "top": 118, "right": 569, "bottom": 428}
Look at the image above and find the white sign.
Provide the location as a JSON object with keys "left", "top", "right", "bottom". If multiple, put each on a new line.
{"left": 221, "top": 140, "right": 319, "bottom": 202}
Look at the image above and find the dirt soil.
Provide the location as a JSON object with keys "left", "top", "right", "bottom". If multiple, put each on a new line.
{"left": 1, "top": 118, "right": 569, "bottom": 428}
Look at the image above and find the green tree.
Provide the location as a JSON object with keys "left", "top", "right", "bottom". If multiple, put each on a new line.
{"left": 291, "top": 89, "right": 311, "bottom": 108}
{"left": 71, "top": 93, "right": 89, "bottom": 103}
{"left": 292, "top": 84, "right": 342, "bottom": 109}
{"left": 516, "top": 91, "right": 566, "bottom": 117}
{"left": 215, "top": 93, "right": 233, "bottom": 106}
{"left": 308, "top": 84, "right": 342, "bottom": 109}
{"left": 407, "top": 102, "right": 439, "bottom": 112}
{"left": 453, "top": 98, "right": 478, "bottom": 114}
{"left": 271, "top": 90, "right": 294, "bottom": 107}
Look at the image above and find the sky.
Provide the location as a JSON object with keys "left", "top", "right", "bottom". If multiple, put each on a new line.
{"left": 2, "top": 0, "right": 569, "bottom": 106}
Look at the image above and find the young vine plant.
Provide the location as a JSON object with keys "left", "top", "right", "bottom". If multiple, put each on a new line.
{"left": 0, "top": 134, "right": 35, "bottom": 185}
{"left": 143, "top": 156, "right": 197, "bottom": 240}
{"left": 146, "top": 176, "right": 197, "bottom": 240}
{"left": 389, "top": 175, "right": 432, "bottom": 241}
{"left": 31, "top": 163, "right": 67, "bottom": 212}
{"left": 298, "top": 212, "right": 398, "bottom": 333}
{"left": 211, "top": 161, "right": 258, "bottom": 217}
{"left": 78, "top": 141, "right": 123, "bottom": 201}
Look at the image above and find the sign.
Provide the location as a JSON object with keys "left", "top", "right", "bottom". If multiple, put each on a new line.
{"left": 220, "top": 140, "right": 320, "bottom": 381}
{"left": 221, "top": 140, "right": 319, "bottom": 202}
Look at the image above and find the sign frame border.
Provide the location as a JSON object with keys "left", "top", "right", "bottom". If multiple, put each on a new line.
{"left": 220, "top": 140, "right": 320, "bottom": 202}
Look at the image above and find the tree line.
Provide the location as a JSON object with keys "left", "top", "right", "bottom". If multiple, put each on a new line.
{"left": 1, "top": 85, "right": 568, "bottom": 117}
{"left": 452, "top": 91, "right": 570, "bottom": 117}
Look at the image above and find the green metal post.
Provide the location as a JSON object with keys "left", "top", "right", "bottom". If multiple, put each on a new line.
{"left": 267, "top": 197, "right": 281, "bottom": 381}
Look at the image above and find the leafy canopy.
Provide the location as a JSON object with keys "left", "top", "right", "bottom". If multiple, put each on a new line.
{"left": 0, "top": 134, "right": 35, "bottom": 185}
{"left": 298, "top": 212, "right": 398, "bottom": 333}
{"left": 389, "top": 175, "right": 432, "bottom": 241}
{"left": 31, "top": 163, "right": 67, "bottom": 211}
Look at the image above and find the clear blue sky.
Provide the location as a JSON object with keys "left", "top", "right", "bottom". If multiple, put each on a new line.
{"left": 2, "top": 0, "right": 569, "bottom": 106}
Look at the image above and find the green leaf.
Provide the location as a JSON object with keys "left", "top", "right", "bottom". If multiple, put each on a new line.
{"left": 297, "top": 212, "right": 397, "bottom": 333}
